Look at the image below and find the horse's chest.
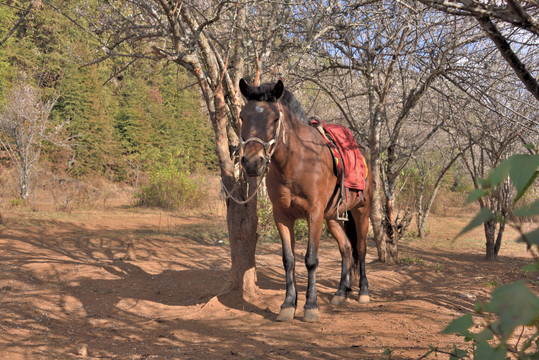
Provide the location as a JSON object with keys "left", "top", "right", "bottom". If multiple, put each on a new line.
{"left": 267, "top": 182, "right": 310, "bottom": 217}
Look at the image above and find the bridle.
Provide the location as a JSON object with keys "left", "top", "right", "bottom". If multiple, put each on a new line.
{"left": 221, "top": 101, "right": 285, "bottom": 205}
{"left": 239, "top": 101, "right": 285, "bottom": 166}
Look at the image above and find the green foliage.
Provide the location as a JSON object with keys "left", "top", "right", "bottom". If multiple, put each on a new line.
{"left": 0, "top": 5, "right": 17, "bottom": 102}
{"left": 481, "top": 154, "right": 539, "bottom": 203}
{"left": 257, "top": 194, "right": 322, "bottom": 243}
{"left": 397, "top": 152, "right": 470, "bottom": 208}
{"left": 10, "top": 197, "right": 27, "bottom": 207}
{"left": 442, "top": 282, "right": 539, "bottom": 359}
{"left": 456, "top": 207, "right": 495, "bottom": 238}
{"left": 399, "top": 256, "right": 424, "bottom": 266}
{"left": 459, "top": 149, "right": 539, "bottom": 244}
{"left": 135, "top": 151, "right": 206, "bottom": 210}
{"left": 1, "top": 1, "right": 216, "bottom": 186}
{"left": 56, "top": 64, "right": 121, "bottom": 178}
{"left": 440, "top": 146, "right": 539, "bottom": 360}
{"left": 257, "top": 195, "right": 279, "bottom": 242}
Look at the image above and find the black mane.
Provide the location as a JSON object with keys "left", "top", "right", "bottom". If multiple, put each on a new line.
{"left": 245, "top": 82, "right": 308, "bottom": 123}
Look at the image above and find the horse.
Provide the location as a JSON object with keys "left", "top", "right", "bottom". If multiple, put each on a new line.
{"left": 238, "top": 79, "right": 373, "bottom": 322}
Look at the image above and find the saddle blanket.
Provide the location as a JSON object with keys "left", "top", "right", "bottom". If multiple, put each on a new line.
{"left": 318, "top": 123, "right": 368, "bottom": 191}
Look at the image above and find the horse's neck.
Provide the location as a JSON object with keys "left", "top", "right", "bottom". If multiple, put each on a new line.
{"left": 271, "top": 112, "right": 319, "bottom": 175}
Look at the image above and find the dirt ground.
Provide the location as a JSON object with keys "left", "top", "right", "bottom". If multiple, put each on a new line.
{"left": 0, "top": 190, "right": 536, "bottom": 359}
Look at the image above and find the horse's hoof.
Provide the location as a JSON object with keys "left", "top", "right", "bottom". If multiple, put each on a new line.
{"left": 330, "top": 295, "right": 347, "bottom": 305}
{"left": 303, "top": 308, "right": 320, "bottom": 322}
{"left": 276, "top": 307, "right": 296, "bottom": 322}
{"left": 359, "top": 294, "right": 370, "bottom": 303}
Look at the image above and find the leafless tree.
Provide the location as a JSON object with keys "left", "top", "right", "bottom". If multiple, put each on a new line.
{"left": 410, "top": 130, "right": 465, "bottom": 238}
{"left": 0, "top": 75, "right": 62, "bottom": 200}
{"left": 444, "top": 62, "right": 538, "bottom": 259}
{"left": 63, "top": 0, "right": 309, "bottom": 299}
{"left": 287, "top": 1, "right": 481, "bottom": 263}
{"left": 414, "top": 0, "right": 539, "bottom": 101}
{"left": 0, "top": 0, "right": 37, "bottom": 47}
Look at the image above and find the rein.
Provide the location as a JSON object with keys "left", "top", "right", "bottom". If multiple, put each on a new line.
{"left": 221, "top": 102, "right": 285, "bottom": 205}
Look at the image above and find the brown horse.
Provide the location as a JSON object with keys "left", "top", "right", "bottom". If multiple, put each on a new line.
{"left": 239, "top": 79, "right": 373, "bottom": 322}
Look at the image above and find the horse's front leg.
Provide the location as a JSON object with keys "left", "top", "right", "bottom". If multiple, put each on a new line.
{"left": 304, "top": 212, "right": 324, "bottom": 322}
{"left": 275, "top": 217, "right": 297, "bottom": 322}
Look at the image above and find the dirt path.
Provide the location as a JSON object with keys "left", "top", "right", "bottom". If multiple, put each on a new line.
{"left": 0, "top": 208, "right": 534, "bottom": 359}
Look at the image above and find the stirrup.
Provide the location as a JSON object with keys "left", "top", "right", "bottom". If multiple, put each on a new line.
{"left": 336, "top": 198, "right": 349, "bottom": 221}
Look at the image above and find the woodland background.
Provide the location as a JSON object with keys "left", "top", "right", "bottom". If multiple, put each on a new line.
{"left": 0, "top": 0, "right": 538, "bottom": 280}
{"left": 0, "top": 0, "right": 216, "bottom": 203}
{"left": 0, "top": 2, "right": 539, "bottom": 358}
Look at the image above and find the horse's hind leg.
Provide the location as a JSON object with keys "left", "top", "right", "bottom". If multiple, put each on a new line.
{"left": 275, "top": 217, "right": 297, "bottom": 322}
{"left": 326, "top": 218, "right": 353, "bottom": 305}
{"left": 351, "top": 207, "right": 370, "bottom": 303}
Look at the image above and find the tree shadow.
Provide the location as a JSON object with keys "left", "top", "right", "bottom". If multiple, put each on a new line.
{"left": 0, "top": 214, "right": 529, "bottom": 359}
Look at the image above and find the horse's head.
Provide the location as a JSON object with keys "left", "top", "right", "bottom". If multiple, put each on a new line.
{"left": 239, "top": 78, "right": 284, "bottom": 177}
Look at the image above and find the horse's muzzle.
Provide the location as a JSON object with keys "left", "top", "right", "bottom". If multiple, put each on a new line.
{"left": 241, "top": 155, "right": 266, "bottom": 177}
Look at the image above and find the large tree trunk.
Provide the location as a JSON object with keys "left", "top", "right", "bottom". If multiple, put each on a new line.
{"left": 224, "top": 179, "right": 259, "bottom": 299}
{"left": 366, "top": 56, "right": 389, "bottom": 263}
{"left": 180, "top": 47, "right": 260, "bottom": 300}
{"left": 210, "top": 84, "right": 259, "bottom": 299}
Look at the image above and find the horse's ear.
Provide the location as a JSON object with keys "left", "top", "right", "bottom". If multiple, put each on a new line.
{"left": 239, "top": 78, "right": 250, "bottom": 98}
{"left": 273, "top": 80, "right": 284, "bottom": 100}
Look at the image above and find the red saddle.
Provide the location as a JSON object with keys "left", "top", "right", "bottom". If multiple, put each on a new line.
{"left": 310, "top": 120, "right": 368, "bottom": 191}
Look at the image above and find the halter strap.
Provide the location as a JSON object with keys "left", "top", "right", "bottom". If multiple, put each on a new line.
{"left": 240, "top": 102, "right": 284, "bottom": 164}
{"left": 222, "top": 102, "right": 285, "bottom": 205}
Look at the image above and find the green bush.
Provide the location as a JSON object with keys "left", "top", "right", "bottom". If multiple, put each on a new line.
{"left": 135, "top": 153, "right": 205, "bottom": 210}
{"left": 257, "top": 193, "right": 328, "bottom": 243}
{"left": 438, "top": 146, "right": 539, "bottom": 359}
{"left": 257, "top": 196, "right": 279, "bottom": 242}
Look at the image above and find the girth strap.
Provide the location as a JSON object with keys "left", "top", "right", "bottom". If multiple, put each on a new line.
{"left": 310, "top": 118, "right": 349, "bottom": 221}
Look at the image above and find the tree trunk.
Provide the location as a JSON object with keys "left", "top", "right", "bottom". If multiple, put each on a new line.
{"left": 211, "top": 84, "right": 259, "bottom": 299}
{"left": 369, "top": 119, "right": 387, "bottom": 262}
{"left": 367, "top": 56, "right": 389, "bottom": 263}
{"left": 370, "top": 173, "right": 386, "bottom": 262}
{"left": 224, "top": 178, "right": 259, "bottom": 299}
{"left": 484, "top": 219, "right": 498, "bottom": 260}
{"left": 19, "top": 167, "right": 29, "bottom": 200}
{"left": 494, "top": 220, "right": 505, "bottom": 257}
{"left": 417, "top": 177, "right": 426, "bottom": 238}
{"left": 384, "top": 196, "right": 398, "bottom": 264}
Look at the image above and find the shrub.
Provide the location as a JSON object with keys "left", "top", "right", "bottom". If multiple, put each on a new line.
{"left": 257, "top": 193, "right": 328, "bottom": 243}
{"left": 439, "top": 147, "right": 539, "bottom": 359}
{"left": 135, "top": 154, "right": 205, "bottom": 210}
{"left": 257, "top": 195, "right": 279, "bottom": 242}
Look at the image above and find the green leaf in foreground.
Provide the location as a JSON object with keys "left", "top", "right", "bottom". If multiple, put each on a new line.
{"left": 513, "top": 199, "right": 539, "bottom": 217}
{"left": 466, "top": 189, "right": 487, "bottom": 204}
{"left": 475, "top": 341, "right": 506, "bottom": 360}
{"left": 483, "top": 158, "right": 511, "bottom": 188}
{"left": 485, "top": 281, "right": 539, "bottom": 341}
{"left": 443, "top": 313, "right": 473, "bottom": 337}
{"left": 456, "top": 207, "right": 494, "bottom": 238}
{"left": 509, "top": 155, "right": 539, "bottom": 202}
{"left": 516, "top": 227, "right": 539, "bottom": 248}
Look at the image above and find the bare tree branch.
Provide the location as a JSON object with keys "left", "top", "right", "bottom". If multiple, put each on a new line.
{"left": 0, "top": 0, "right": 36, "bottom": 47}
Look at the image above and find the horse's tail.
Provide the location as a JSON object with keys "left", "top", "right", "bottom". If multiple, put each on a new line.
{"left": 344, "top": 211, "right": 360, "bottom": 284}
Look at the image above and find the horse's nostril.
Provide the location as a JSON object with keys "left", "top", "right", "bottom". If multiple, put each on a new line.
{"left": 258, "top": 156, "right": 265, "bottom": 165}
